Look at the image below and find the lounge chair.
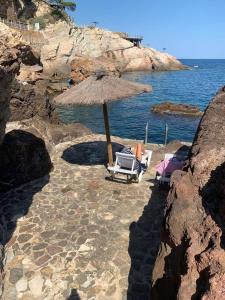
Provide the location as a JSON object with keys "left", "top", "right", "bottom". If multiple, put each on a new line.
{"left": 156, "top": 153, "right": 186, "bottom": 185}
{"left": 108, "top": 150, "right": 152, "bottom": 183}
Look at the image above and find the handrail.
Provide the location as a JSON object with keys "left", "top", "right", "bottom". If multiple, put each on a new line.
{"left": 0, "top": 16, "right": 30, "bottom": 30}
{"left": 125, "top": 35, "right": 143, "bottom": 40}
{"left": 0, "top": 16, "right": 42, "bottom": 32}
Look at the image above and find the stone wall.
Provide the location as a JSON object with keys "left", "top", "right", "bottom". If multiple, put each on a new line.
{"left": 151, "top": 87, "right": 225, "bottom": 299}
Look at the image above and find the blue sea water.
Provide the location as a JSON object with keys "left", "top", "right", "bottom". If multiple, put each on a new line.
{"left": 58, "top": 59, "right": 225, "bottom": 144}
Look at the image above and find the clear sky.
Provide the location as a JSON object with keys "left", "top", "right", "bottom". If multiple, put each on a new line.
{"left": 68, "top": 0, "right": 225, "bottom": 59}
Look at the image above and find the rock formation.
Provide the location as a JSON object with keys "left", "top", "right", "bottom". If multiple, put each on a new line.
{"left": 0, "top": 23, "right": 56, "bottom": 123}
{"left": 0, "top": 2, "right": 186, "bottom": 78}
{"left": 0, "top": 37, "right": 21, "bottom": 145}
{"left": 151, "top": 87, "right": 225, "bottom": 299}
{"left": 0, "top": 32, "right": 53, "bottom": 296}
{"left": 0, "top": 32, "right": 53, "bottom": 187}
{"left": 10, "top": 79, "right": 59, "bottom": 122}
{"left": 0, "top": 0, "right": 52, "bottom": 21}
{"left": 151, "top": 102, "right": 203, "bottom": 117}
{"left": 41, "top": 22, "right": 186, "bottom": 76}
{"left": 71, "top": 56, "right": 121, "bottom": 84}
{"left": 0, "top": 1, "right": 187, "bottom": 151}
{"left": 6, "top": 117, "right": 92, "bottom": 152}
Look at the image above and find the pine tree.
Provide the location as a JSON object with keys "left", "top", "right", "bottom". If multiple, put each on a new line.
{"left": 48, "top": 0, "right": 76, "bottom": 11}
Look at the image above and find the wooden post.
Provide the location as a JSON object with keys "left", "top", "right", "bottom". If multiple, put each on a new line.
{"left": 103, "top": 103, "right": 113, "bottom": 166}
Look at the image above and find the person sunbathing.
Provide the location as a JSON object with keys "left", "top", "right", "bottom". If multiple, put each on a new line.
{"left": 120, "top": 143, "right": 145, "bottom": 173}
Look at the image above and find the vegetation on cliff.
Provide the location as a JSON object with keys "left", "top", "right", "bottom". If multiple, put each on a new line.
{"left": 0, "top": 0, "right": 75, "bottom": 28}
{"left": 47, "top": 0, "right": 76, "bottom": 11}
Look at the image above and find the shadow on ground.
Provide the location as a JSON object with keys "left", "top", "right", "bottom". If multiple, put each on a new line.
{"left": 67, "top": 288, "right": 81, "bottom": 300}
{"left": 62, "top": 141, "right": 124, "bottom": 165}
{"left": 0, "top": 130, "right": 51, "bottom": 287}
{"left": 127, "top": 181, "right": 169, "bottom": 299}
{"left": 0, "top": 176, "right": 50, "bottom": 246}
{"left": 0, "top": 130, "right": 52, "bottom": 193}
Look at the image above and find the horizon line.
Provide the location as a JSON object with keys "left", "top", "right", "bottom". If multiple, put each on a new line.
{"left": 179, "top": 58, "right": 225, "bottom": 60}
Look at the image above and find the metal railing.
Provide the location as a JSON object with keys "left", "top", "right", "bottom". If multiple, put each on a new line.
{"left": 143, "top": 122, "right": 170, "bottom": 145}
{"left": 0, "top": 16, "right": 30, "bottom": 30}
{"left": 0, "top": 16, "right": 42, "bottom": 31}
{"left": 125, "top": 35, "right": 143, "bottom": 41}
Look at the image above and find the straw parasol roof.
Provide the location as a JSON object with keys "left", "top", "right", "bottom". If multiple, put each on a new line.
{"left": 54, "top": 74, "right": 152, "bottom": 106}
{"left": 54, "top": 74, "right": 152, "bottom": 166}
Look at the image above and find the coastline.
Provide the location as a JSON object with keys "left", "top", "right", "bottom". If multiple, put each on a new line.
{"left": 6, "top": 120, "right": 192, "bottom": 152}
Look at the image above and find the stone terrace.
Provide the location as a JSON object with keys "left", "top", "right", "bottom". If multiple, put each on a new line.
{"left": 1, "top": 134, "right": 175, "bottom": 300}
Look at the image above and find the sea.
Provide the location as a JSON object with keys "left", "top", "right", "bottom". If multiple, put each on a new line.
{"left": 58, "top": 59, "right": 225, "bottom": 144}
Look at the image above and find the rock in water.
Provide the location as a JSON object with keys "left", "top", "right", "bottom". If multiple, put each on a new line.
{"left": 151, "top": 102, "right": 203, "bottom": 117}
{"left": 151, "top": 87, "right": 225, "bottom": 299}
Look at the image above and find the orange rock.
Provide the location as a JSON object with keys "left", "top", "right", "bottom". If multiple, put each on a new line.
{"left": 70, "top": 56, "right": 120, "bottom": 85}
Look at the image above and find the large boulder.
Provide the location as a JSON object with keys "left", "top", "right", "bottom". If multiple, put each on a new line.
{"left": 0, "top": 129, "right": 52, "bottom": 193}
{"left": 151, "top": 87, "right": 225, "bottom": 299}
{"left": 71, "top": 56, "right": 121, "bottom": 84}
{"left": 10, "top": 79, "right": 59, "bottom": 123}
{"left": 16, "top": 63, "right": 43, "bottom": 83}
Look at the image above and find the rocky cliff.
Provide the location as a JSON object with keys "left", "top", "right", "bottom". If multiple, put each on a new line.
{"left": 0, "top": 2, "right": 186, "bottom": 141}
{"left": 0, "top": 37, "right": 21, "bottom": 144}
{"left": 41, "top": 22, "right": 185, "bottom": 76}
{"left": 0, "top": 0, "right": 53, "bottom": 21}
{"left": 0, "top": 22, "right": 58, "bottom": 123}
{"left": 0, "top": 12, "right": 186, "bottom": 124}
{"left": 151, "top": 87, "right": 225, "bottom": 299}
{"left": 0, "top": 1, "right": 186, "bottom": 77}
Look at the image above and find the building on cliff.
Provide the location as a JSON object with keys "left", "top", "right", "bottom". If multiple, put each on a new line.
{"left": 124, "top": 35, "right": 143, "bottom": 48}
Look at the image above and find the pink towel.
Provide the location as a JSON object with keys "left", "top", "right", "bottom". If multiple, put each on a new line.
{"left": 156, "top": 158, "right": 184, "bottom": 176}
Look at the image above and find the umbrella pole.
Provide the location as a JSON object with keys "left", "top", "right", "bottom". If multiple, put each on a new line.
{"left": 103, "top": 103, "right": 113, "bottom": 166}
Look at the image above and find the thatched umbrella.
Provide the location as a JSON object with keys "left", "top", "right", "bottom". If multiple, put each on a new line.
{"left": 54, "top": 74, "right": 152, "bottom": 165}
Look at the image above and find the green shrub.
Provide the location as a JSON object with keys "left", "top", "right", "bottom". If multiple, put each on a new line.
{"left": 30, "top": 10, "right": 67, "bottom": 29}
{"left": 30, "top": 15, "right": 48, "bottom": 29}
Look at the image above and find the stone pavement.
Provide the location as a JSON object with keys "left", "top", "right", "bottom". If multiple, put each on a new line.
{"left": 0, "top": 134, "right": 168, "bottom": 300}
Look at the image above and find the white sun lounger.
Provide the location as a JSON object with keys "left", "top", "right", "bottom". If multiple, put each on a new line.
{"left": 156, "top": 152, "right": 187, "bottom": 185}
{"left": 108, "top": 150, "right": 152, "bottom": 183}
{"left": 156, "top": 153, "right": 177, "bottom": 185}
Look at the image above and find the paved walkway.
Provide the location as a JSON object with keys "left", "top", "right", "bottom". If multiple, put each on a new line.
{"left": 1, "top": 135, "right": 167, "bottom": 300}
